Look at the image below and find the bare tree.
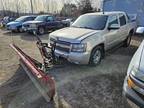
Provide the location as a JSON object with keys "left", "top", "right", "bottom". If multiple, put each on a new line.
{"left": 0, "top": 0, "right": 6, "bottom": 15}
{"left": 30, "top": 0, "right": 34, "bottom": 13}
{"left": 43, "top": 0, "right": 50, "bottom": 12}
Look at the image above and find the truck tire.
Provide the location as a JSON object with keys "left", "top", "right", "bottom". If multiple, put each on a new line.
{"left": 38, "top": 27, "right": 45, "bottom": 35}
{"left": 89, "top": 46, "right": 103, "bottom": 66}
{"left": 123, "top": 32, "right": 133, "bottom": 47}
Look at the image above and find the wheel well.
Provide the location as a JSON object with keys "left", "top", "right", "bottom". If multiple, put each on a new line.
{"left": 129, "top": 29, "right": 134, "bottom": 35}
{"left": 38, "top": 26, "right": 45, "bottom": 30}
{"left": 93, "top": 43, "right": 104, "bottom": 50}
{"left": 91, "top": 43, "right": 105, "bottom": 56}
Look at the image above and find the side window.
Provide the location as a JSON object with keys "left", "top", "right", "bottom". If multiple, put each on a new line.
{"left": 119, "top": 14, "right": 126, "bottom": 26}
{"left": 108, "top": 15, "right": 119, "bottom": 26}
{"left": 28, "top": 17, "right": 34, "bottom": 21}
{"left": 47, "top": 16, "right": 54, "bottom": 22}
{"left": 25, "top": 17, "right": 34, "bottom": 21}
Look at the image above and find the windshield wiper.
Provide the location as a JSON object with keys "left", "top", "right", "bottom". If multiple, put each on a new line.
{"left": 71, "top": 26, "right": 80, "bottom": 28}
{"left": 72, "top": 26, "right": 94, "bottom": 29}
{"left": 79, "top": 26, "right": 94, "bottom": 30}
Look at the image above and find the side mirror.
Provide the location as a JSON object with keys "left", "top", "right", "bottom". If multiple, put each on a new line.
{"left": 108, "top": 24, "right": 120, "bottom": 30}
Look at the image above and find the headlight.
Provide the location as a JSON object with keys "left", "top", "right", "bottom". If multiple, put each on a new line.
{"left": 71, "top": 43, "right": 87, "bottom": 52}
{"left": 30, "top": 24, "right": 37, "bottom": 28}
{"left": 127, "top": 77, "right": 136, "bottom": 88}
{"left": 130, "top": 66, "right": 144, "bottom": 82}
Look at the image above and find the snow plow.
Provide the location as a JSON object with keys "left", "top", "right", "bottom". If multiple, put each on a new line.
{"left": 10, "top": 34, "right": 57, "bottom": 102}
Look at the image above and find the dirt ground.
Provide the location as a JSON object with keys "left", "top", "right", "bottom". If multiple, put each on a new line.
{"left": 0, "top": 29, "right": 143, "bottom": 108}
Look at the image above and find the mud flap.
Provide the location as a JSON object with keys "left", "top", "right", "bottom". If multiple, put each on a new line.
{"left": 10, "top": 44, "right": 56, "bottom": 102}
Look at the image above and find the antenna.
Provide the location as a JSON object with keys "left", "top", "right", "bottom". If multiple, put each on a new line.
{"left": 103, "top": 0, "right": 105, "bottom": 14}
{"left": 102, "top": 0, "right": 113, "bottom": 14}
{"left": 102, "top": 0, "right": 105, "bottom": 14}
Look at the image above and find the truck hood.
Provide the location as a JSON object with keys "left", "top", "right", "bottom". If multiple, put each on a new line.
{"left": 7, "top": 21, "right": 21, "bottom": 26}
{"left": 50, "top": 27, "right": 99, "bottom": 41}
{"left": 139, "top": 41, "right": 144, "bottom": 71}
{"left": 127, "top": 40, "right": 144, "bottom": 76}
{"left": 23, "top": 21, "right": 43, "bottom": 25}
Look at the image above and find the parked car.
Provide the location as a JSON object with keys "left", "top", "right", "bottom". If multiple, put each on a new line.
{"left": 0, "top": 16, "right": 14, "bottom": 27}
{"left": 123, "top": 40, "right": 144, "bottom": 108}
{"left": 49, "top": 11, "right": 137, "bottom": 65}
{"left": 6, "top": 15, "right": 36, "bottom": 32}
{"left": 136, "top": 27, "right": 144, "bottom": 35}
{"left": 62, "top": 18, "right": 74, "bottom": 27}
{"left": 22, "top": 15, "right": 65, "bottom": 35}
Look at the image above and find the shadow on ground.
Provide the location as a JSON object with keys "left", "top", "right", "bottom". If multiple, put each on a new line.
{"left": 3, "top": 31, "right": 48, "bottom": 42}
{"left": 0, "top": 66, "right": 54, "bottom": 108}
{"left": 107, "top": 44, "right": 138, "bottom": 57}
{"left": 58, "top": 73, "right": 131, "bottom": 108}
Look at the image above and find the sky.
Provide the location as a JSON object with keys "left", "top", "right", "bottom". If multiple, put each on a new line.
{"left": 0, "top": 0, "right": 101, "bottom": 13}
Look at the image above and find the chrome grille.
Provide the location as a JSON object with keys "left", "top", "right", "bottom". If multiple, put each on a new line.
{"left": 50, "top": 38, "right": 71, "bottom": 53}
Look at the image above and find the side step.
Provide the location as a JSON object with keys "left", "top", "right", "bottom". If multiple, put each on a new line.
{"left": 10, "top": 44, "right": 56, "bottom": 102}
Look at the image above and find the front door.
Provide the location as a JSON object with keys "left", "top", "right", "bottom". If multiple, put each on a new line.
{"left": 46, "top": 16, "right": 55, "bottom": 30}
{"left": 105, "top": 14, "right": 120, "bottom": 49}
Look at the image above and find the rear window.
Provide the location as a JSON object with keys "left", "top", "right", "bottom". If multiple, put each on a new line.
{"left": 119, "top": 14, "right": 126, "bottom": 26}
{"left": 35, "top": 16, "right": 47, "bottom": 21}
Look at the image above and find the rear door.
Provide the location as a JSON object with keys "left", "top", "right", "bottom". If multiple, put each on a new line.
{"left": 118, "top": 13, "right": 128, "bottom": 42}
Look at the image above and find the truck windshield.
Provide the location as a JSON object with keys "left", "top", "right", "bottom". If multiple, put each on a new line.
{"left": 35, "top": 16, "right": 47, "bottom": 21}
{"left": 72, "top": 15, "right": 108, "bottom": 30}
{"left": 15, "top": 16, "right": 28, "bottom": 22}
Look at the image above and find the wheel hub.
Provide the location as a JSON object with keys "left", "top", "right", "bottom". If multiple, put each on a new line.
{"left": 93, "top": 50, "right": 101, "bottom": 64}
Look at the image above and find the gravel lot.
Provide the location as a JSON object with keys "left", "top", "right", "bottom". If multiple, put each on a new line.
{"left": 0, "top": 29, "right": 143, "bottom": 108}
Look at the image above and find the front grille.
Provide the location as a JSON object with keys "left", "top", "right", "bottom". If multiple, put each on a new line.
{"left": 23, "top": 24, "right": 29, "bottom": 28}
{"left": 56, "top": 45, "right": 70, "bottom": 53}
{"left": 50, "top": 38, "right": 71, "bottom": 53}
{"left": 133, "top": 89, "right": 144, "bottom": 100}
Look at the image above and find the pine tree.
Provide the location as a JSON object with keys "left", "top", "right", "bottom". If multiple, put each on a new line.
{"left": 81, "top": 0, "right": 93, "bottom": 14}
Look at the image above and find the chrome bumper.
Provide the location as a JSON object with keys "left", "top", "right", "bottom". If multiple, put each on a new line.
{"left": 54, "top": 50, "right": 90, "bottom": 64}
{"left": 123, "top": 77, "right": 144, "bottom": 108}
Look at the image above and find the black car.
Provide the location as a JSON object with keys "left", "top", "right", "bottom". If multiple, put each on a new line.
{"left": 22, "top": 15, "right": 65, "bottom": 35}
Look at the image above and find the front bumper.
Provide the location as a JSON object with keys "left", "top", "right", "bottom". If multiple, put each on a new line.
{"left": 54, "top": 50, "right": 90, "bottom": 64}
{"left": 123, "top": 77, "right": 144, "bottom": 108}
{"left": 6, "top": 26, "right": 17, "bottom": 30}
{"left": 22, "top": 27, "right": 37, "bottom": 32}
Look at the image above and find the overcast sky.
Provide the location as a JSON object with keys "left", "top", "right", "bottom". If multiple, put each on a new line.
{"left": 0, "top": 0, "right": 102, "bottom": 13}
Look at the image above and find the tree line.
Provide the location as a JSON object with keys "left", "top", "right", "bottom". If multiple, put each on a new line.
{"left": 0, "top": 0, "right": 101, "bottom": 17}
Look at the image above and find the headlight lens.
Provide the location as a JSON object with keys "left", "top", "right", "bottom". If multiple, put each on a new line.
{"left": 30, "top": 24, "right": 37, "bottom": 28}
{"left": 131, "top": 66, "right": 144, "bottom": 82}
{"left": 127, "top": 77, "right": 136, "bottom": 88}
{"left": 71, "top": 43, "right": 87, "bottom": 52}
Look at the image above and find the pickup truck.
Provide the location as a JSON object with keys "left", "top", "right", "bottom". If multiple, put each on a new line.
{"left": 22, "top": 15, "right": 65, "bottom": 35}
{"left": 49, "top": 11, "right": 137, "bottom": 65}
